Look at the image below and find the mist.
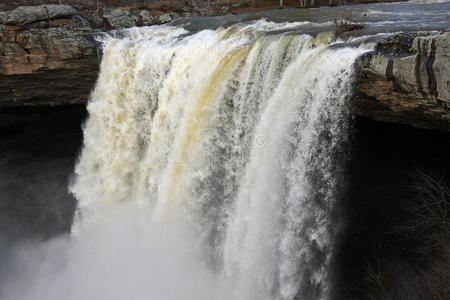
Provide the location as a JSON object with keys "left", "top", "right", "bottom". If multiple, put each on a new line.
{"left": 0, "top": 202, "right": 221, "bottom": 300}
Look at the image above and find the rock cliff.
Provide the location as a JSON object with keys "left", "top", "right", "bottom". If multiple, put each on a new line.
{"left": 0, "top": 6, "right": 99, "bottom": 107}
{"left": 0, "top": 5, "right": 448, "bottom": 131}
{"left": 354, "top": 31, "right": 450, "bottom": 131}
{"left": 0, "top": 24, "right": 99, "bottom": 107}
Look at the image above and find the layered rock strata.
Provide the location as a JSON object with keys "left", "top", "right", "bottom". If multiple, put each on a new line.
{"left": 0, "top": 5, "right": 448, "bottom": 131}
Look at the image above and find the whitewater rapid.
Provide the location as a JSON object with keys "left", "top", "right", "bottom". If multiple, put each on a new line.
{"left": 1, "top": 21, "right": 370, "bottom": 300}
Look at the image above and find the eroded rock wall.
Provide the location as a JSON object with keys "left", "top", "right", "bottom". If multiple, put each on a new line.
{"left": 0, "top": 5, "right": 449, "bottom": 131}
{"left": 0, "top": 19, "right": 99, "bottom": 107}
{"left": 354, "top": 31, "right": 450, "bottom": 131}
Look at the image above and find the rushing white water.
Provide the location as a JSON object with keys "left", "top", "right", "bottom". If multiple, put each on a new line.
{"left": 72, "top": 21, "right": 369, "bottom": 300}
{"left": 1, "top": 21, "right": 370, "bottom": 300}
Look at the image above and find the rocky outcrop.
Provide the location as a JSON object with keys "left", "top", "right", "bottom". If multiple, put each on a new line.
{"left": 102, "top": 7, "right": 138, "bottom": 29}
{"left": 354, "top": 31, "right": 450, "bottom": 131}
{"left": 0, "top": 1, "right": 91, "bottom": 11}
{"left": 0, "top": 9, "right": 99, "bottom": 108}
{"left": 138, "top": 10, "right": 181, "bottom": 26}
{"left": 0, "top": 4, "right": 448, "bottom": 131}
{"left": 0, "top": 5, "right": 77, "bottom": 25}
{"left": 0, "top": 4, "right": 228, "bottom": 108}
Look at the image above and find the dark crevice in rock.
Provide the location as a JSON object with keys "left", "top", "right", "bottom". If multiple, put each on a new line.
{"left": 386, "top": 59, "right": 394, "bottom": 79}
{"left": 415, "top": 44, "right": 424, "bottom": 95}
{"left": 24, "top": 47, "right": 31, "bottom": 64}
{"left": 426, "top": 39, "right": 437, "bottom": 98}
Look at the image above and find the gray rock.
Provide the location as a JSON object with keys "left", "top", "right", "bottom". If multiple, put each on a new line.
{"left": 409, "top": 35, "right": 435, "bottom": 95}
{"left": 0, "top": 5, "right": 76, "bottom": 26}
{"left": 156, "top": 13, "right": 179, "bottom": 24}
{"left": 139, "top": 10, "right": 157, "bottom": 26}
{"left": 0, "top": 6, "right": 48, "bottom": 25}
{"left": 102, "top": 7, "right": 138, "bottom": 29}
{"left": 45, "top": 5, "right": 77, "bottom": 19}
{"left": 355, "top": 31, "right": 450, "bottom": 131}
{"left": 157, "top": 14, "right": 172, "bottom": 23}
{"left": 392, "top": 55, "right": 417, "bottom": 90}
{"left": 72, "top": 15, "right": 92, "bottom": 29}
{"left": 83, "top": 13, "right": 104, "bottom": 29}
{"left": 430, "top": 32, "right": 450, "bottom": 104}
{"left": 365, "top": 54, "right": 390, "bottom": 78}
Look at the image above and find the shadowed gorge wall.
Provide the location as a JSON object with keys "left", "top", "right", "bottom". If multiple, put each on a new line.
{"left": 333, "top": 116, "right": 450, "bottom": 299}
{"left": 0, "top": 105, "right": 85, "bottom": 242}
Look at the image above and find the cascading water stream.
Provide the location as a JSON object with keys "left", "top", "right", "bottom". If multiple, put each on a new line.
{"left": 2, "top": 21, "right": 370, "bottom": 300}
{"left": 70, "top": 21, "right": 370, "bottom": 300}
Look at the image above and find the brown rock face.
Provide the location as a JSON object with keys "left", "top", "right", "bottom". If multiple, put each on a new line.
{"left": 354, "top": 32, "right": 450, "bottom": 131}
{"left": 0, "top": 23, "right": 99, "bottom": 107}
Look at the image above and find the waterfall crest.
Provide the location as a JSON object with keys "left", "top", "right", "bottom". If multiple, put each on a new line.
{"left": 70, "top": 21, "right": 369, "bottom": 300}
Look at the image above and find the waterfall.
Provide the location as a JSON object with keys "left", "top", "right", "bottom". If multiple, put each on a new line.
{"left": 67, "top": 21, "right": 368, "bottom": 300}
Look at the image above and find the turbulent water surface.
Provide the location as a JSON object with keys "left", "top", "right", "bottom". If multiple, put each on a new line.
{"left": 172, "top": 1, "right": 450, "bottom": 34}
{"left": 1, "top": 2, "right": 448, "bottom": 300}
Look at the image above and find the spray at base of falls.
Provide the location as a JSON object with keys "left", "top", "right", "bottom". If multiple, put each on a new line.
{"left": 1, "top": 21, "right": 371, "bottom": 300}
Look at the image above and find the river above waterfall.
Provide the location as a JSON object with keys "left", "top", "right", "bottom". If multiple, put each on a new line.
{"left": 171, "top": 2, "right": 450, "bottom": 36}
